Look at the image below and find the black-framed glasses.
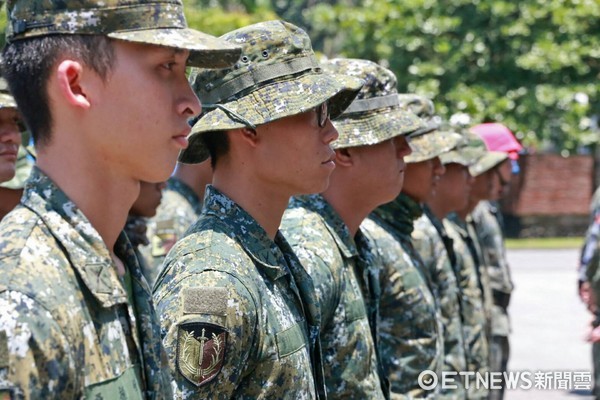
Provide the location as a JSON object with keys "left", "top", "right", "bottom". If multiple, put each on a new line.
{"left": 494, "top": 168, "right": 510, "bottom": 187}
{"left": 315, "top": 101, "right": 330, "bottom": 128}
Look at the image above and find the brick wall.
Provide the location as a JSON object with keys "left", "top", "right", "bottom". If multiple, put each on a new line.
{"left": 501, "top": 154, "right": 594, "bottom": 237}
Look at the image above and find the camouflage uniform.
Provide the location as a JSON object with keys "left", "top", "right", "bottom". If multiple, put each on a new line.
{"left": 279, "top": 58, "right": 422, "bottom": 399}
{"left": 392, "top": 95, "right": 467, "bottom": 399}
{"left": 444, "top": 214, "right": 490, "bottom": 400}
{"left": 282, "top": 195, "right": 386, "bottom": 399}
{"left": 153, "top": 187, "right": 321, "bottom": 399}
{"left": 153, "top": 21, "right": 362, "bottom": 398}
{"left": 412, "top": 206, "right": 468, "bottom": 393}
{"left": 582, "top": 188, "right": 600, "bottom": 398}
{"left": 470, "top": 201, "right": 512, "bottom": 399}
{"left": 0, "top": 169, "right": 172, "bottom": 399}
{"left": 364, "top": 196, "right": 445, "bottom": 399}
{"left": 139, "top": 177, "right": 203, "bottom": 284}
{"left": 0, "top": 0, "right": 240, "bottom": 397}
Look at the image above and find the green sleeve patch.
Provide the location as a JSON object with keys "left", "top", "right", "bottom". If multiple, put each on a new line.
{"left": 0, "top": 331, "right": 8, "bottom": 369}
{"left": 183, "top": 287, "right": 228, "bottom": 316}
{"left": 275, "top": 323, "right": 306, "bottom": 358}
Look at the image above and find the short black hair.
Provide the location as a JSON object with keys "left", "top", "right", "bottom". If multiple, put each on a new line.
{"left": 2, "top": 35, "right": 115, "bottom": 147}
{"left": 202, "top": 131, "right": 230, "bottom": 169}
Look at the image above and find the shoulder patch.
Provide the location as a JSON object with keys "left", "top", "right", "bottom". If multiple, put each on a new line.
{"left": 183, "top": 287, "right": 228, "bottom": 316}
{"left": 176, "top": 322, "right": 227, "bottom": 387}
{"left": 0, "top": 331, "right": 8, "bottom": 369}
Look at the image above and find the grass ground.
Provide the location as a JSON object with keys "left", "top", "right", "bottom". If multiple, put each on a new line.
{"left": 505, "top": 237, "right": 584, "bottom": 249}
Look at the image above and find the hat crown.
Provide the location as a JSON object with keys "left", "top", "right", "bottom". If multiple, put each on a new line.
{"left": 191, "top": 20, "right": 319, "bottom": 104}
{"left": 322, "top": 58, "right": 398, "bottom": 101}
{"left": 6, "top": 0, "right": 189, "bottom": 41}
{"left": 397, "top": 94, "right": 435, "bottom": 118}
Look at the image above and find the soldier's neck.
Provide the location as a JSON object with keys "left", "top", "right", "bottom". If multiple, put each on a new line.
{"left": 36, "top": 152, "right": 138, "bottom": 254}
{"left": 212, "top": 169, "right": 289, "bottom": 241}
{"left": 322, "top": 180, "right": 377, "bottom": 237}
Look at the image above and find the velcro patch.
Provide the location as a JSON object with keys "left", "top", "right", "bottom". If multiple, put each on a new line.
{"left": 0, "top": 331, "right": 8, "bottom": 369}
{"left": 176, "top": 322, "right": 227, "bottom": 387}
{"left": 183, "top": 287, "right": 228, "bottom": 316}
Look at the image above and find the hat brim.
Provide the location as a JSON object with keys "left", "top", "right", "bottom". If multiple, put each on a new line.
{"left": 108, "top": 28, "right": 242, "bottom": 69}
{"left": 440, "top": 147, "right": 481, "bottom": 166}
{"left": 468, "top": 151, "right": 508, "bottom": 177}
{"left": 405, "top": 131, "right": 462, "bottom": 163}
{"left": 331, "top": 107, "right": 423, "bottom": 149}
{"left": 0, "top": 92, "right": 16, "bottom": 109}
{"left": 179, "top": 72, "right": 363, "bottom": 163}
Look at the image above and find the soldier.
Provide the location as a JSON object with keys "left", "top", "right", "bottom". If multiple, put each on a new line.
{"left": 281, "top": 58, "right": 421, "bottom": 399}
{"left": 152, "top": 21, "right": 362, "bottom": 398}
{"left": 365, "top": 95, "right": 464, "bottom": 398}
{"left": 0, "top": 146, "right": 33, "bottom": 220}
{"left": 0, "top": 0, "right": 241, "bottom": 397}
{"left": 470, "top": 122, "right": 523, "bottom": 400}
{"left": 0, "top": 74, "right": 22, "bottom": 185}
{"left": 429, "top": 130, "right": 502, "bottom": 399}
{"left": 140, "top": 161, "right": 211, "bottom": 284}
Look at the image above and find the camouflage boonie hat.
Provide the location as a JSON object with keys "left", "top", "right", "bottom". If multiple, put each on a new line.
{"left": 404, "top": 129, "right": 462, "bottom": 163}
{"left": 397, "top": 94, "right": 441, "bottom": 136}
{"left": 0, "top": 77, "right": 17, "bottom": 109}
{"left": 5, "top": 0, "right": 242, "bottom": 68}
{"left": 0, "top": 145, "right": 33, "bottom": 190}
{"left": 440, "top": 130, "right": 483, "bottom": 166}
{"left": 460, "top": 129, "right": 508, "bottom": 176}
{"left": 320, "top": 58, "right": 423, "bottom": 149}
{"left": 182, "top": 20, "right": 363, "bottom": 163}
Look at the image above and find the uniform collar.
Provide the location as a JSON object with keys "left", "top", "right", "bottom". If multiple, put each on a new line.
{"left": 167, "top": 176, "right": 203, "bottom": 215}
{"left": 21, "top": 167, "right": 131, "bottom": 308}
{"left": 202, "top": 185, "right": 291, "bottom": 281}
{"left": 371, "top": 193, "right": 422, "bottom": 237}
{"left": 289, "top": 194, "right": 358, "bottom": 259}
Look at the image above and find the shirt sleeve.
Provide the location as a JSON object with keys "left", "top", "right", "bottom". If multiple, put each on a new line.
{"left": 154, "top": 267, "right": 258, "bottom": 399}
{"left": 0, "top": 290, "right": 76, "bottom": 399}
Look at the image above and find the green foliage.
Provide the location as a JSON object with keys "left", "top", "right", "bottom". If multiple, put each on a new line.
{"left": 0, "top": 0, "right": 596, "bottom": 153}
{"left": 178, "top": 0, "right": 599, "bottom": 153}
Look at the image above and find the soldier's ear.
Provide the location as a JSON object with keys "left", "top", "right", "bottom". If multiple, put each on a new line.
{"left": 334, "top": 148, "right": 353, "bottom": 167}
{"left": 55, "top": 60, "right": 91, "bottom": 110}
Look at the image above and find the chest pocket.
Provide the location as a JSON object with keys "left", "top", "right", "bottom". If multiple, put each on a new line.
{"left": 83, "top": 366, "right": 144, "bottom": 400}
{"left": 345, "top": 298, "right": 367, "bottom": 322}
{"left": 275, "top": 322, "right": 307, "bottom": 358}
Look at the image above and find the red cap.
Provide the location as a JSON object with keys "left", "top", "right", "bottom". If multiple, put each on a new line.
{"left": 471, "top": 123, "right": 523, "bottom": 160}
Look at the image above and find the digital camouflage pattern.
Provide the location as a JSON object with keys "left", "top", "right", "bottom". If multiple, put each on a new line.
{"left": 5, "top": 0, "right": 241, "bottom": 68}
{"left": 397, "top": 94, "right": 440, "bottom": 137}
{"left": 138, "top": 177, "right": 203, "bottom": 285}
{"left": 182, "top": 20, "right": 363, "bottom": 163}
{"left": 411, "top": 208, "right": 468, "bottom": 398}
{"left": 444, "top": 214, "right": 491, "bottom": 400}
{"left": 470, "top": 201, "right": 513, "bottom": 337}
{"left": 366, "top": 193, "right": 446, "bottom": 399}
{"left": 153, "top": 186, "right": 322, "bottom": 399}
{"left": 405, "top": 130, "right": 462, "bottom": 164}
{"left": 462, "top": 130, "right": 508, "bottom": 177}
{"left": 281, "top": 194, "right": 386, "bottom": 399}
{"left": 579, "top": 186, "right": 600, "bottom": 285}
{"left": 320, "top": 58, "right": 422, "bottom": 149}
{"left": 0, "top": 168, "right": 172, "bottom": 399}
{"left": 0, "top": 76, "right": 16, "bottom": 109}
